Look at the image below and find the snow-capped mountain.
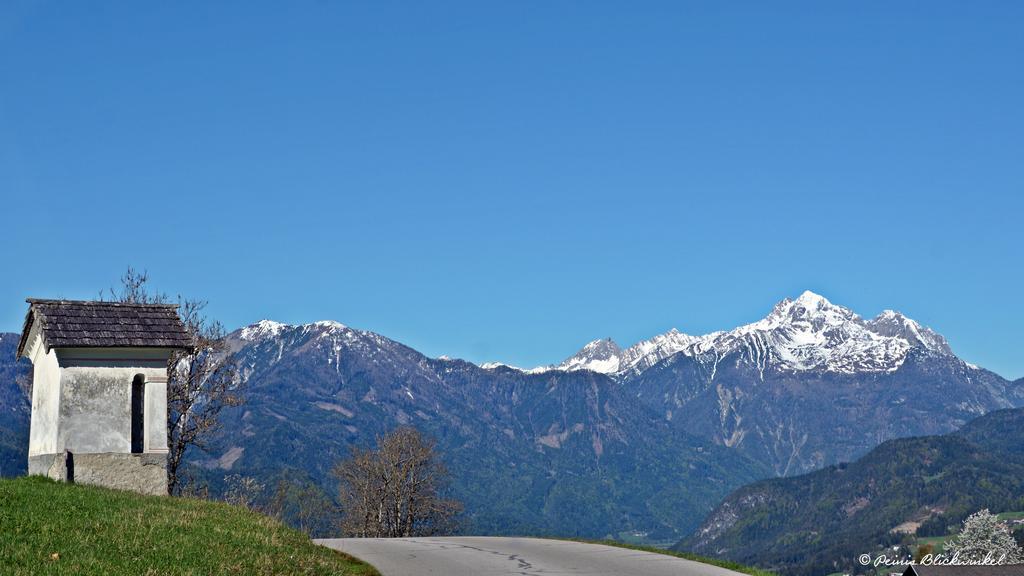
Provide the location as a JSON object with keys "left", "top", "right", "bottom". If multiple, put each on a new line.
{"left": 552, "top": 338, "right": 623, "bottom": 373}
{"left": 620, "top": 292, "right": 1023, "bottom": 475}
{"left": 494, "top": 291, "right": 1024, "bottom": 476}
{"left": 228, "top": 317, "right": 440, "bottom": 392}
{"left": 541, "top": 291, "right": 962, "bottom": 377}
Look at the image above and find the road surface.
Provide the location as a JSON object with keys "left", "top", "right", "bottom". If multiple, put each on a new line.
{"left": 316, "top": 536, "right": 747, "bottom": 576}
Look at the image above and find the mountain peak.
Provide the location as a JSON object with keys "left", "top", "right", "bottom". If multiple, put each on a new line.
{"left": 235, "top": 319, "right": 356, "bottom": 345}
{"left": 795, "top": 290, "right": 830, "bottom": 307}
{"left": 238, "top": 319, "right": 289, "bottom": 341}
{"left": 775, "top": 290, "right": 844, "bottom": 314}
{"left": 760, "top": 291, "right": 857, "bottom": 333}
{"left": 311, "top": 320, "right": 348, "bottom": 330}
{"left": 584, "top": 337, "right": 621, "bottom": 353}
{"left": 865, "top": 309, "right": 953, "bottom": 356}
{"left": 552, "top": 338, "right": 623, "bottom": 374}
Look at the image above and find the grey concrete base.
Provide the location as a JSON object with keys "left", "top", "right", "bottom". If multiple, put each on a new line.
{"left": 28, "top": 453, "right": 64, "bottom": 477}
{"left": 28, "top": 452, "right": 168, "bottom": 496}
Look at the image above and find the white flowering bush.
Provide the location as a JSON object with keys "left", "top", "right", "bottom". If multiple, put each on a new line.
{"left": 945, "top": 509, "right": 1023, "bottom": 564}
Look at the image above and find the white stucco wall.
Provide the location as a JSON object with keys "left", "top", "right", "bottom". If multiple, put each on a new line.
{"left": 56, "top": 364, "right": 169, "bottom": 454}
{"left": 145, "top": 378, "right": 169, "bottom": 453}
{"left": 26, "top": 330, "right": 61, "bottom": 457}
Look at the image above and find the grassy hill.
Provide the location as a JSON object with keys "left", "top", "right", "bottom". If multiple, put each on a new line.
{"left": 676, "top": 408, "right": 1024, "bottom": 576}
{"left": 563, "top": 538, "right": 776, "bottom": 576}
{"left": 0, "top": 476, "right": 377, "bottom": 575}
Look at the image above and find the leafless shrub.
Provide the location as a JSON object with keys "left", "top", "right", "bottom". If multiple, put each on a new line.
{"left": 333, "top": 427, "right": 462, "bottom": 537}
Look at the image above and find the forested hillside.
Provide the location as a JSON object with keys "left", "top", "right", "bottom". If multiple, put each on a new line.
{"left": 678, "top": 408, "right": 1024, "bottom": 576}
{"left": 0, "top": 333, "right": 29, "bottom": 477}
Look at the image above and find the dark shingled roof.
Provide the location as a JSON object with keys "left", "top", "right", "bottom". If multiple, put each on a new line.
{"left": 16, "top": 299, "right": 194, "bottom": 359}
{"left": 905, "top": 565, "right": 1024, "bottom": 576}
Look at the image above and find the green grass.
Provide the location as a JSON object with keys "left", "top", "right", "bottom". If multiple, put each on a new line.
{"left": 0, "top": 476, "right": 377, "bottom": 576}
{"left": 611, "top": 530, "right": 678, "bottom": 549}
{"left": 560, "top": 538, "right": 777, "bottom": 576}
{"left": 915, "top": 535, "right": 950, "bottom": 553}
{"left": 997, "top": 511, "right": 1024, "bottom": 521}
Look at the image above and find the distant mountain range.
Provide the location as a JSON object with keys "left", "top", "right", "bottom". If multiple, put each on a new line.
{"left": 676, "top": 407, "right": 1024, "bottom": 576}
{"left": 205, "top": 318, "right": 767, "bottom": 540}
{"left": 0, "top": 334, "right": 29, "bottom": 477}
{"left": 0, "top": 291, "right": 1021, "bottom": 542}
{"left": 538, "top": 291, "right": 1023, "bottom": 475}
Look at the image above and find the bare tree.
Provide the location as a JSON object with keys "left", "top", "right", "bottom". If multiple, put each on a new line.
{"left": 102, "top": 266, "right": 164, "bottom": 304}
{"left": 106, "top": 268, "right": 244, "bottom": 495}
{"left": 166, "top": 300, "right": 243, "bottom": 495}
{"left": 333, "top": 427, "right": 462, "bottom": 537}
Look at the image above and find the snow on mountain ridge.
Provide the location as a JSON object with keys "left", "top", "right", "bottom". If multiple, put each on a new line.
{"left": 617, "top": 329, "right": 704, "bottom": 375}
{"left": 237, "top": 319, "right": 351, "bottom": 342}
{"left": 238, "top": 319, "right": 288, "bottom": 341}
{"left": 230, "top": 291, "right": 960, "bottom": 379}
{"left": 555, "top": 338, "right": 624, "bottom": 373}
{"left": 231, "top": 317, "right": 435, "bottom": 379}
{"left": 541, "top": 291, "right": 960, "bottom": 377}
{"left": 691, "top": 291, "right": 912, "bottom": 374}
{"left": 864, "top": 309, "right": 953, "bottom": 356}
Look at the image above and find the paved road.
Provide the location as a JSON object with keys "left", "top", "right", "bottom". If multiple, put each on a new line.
{"left": 316, "top": 536, "right": 747, "bottom": 576}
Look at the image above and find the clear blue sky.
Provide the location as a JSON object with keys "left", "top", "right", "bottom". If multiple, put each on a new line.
{"left": 1, "top": 2, "right": 1021, "bottom": 378}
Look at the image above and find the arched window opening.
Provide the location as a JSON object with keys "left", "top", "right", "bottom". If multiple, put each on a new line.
{"left": 131, "top": 375, "right": 145, "bottom": 453}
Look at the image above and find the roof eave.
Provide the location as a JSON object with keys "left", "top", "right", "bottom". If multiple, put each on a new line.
{"left": 51, "top": 344, "right": 195, "bottom": 352}
{"left": 15, "top": 305, "right": 41, "bottom": 360}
